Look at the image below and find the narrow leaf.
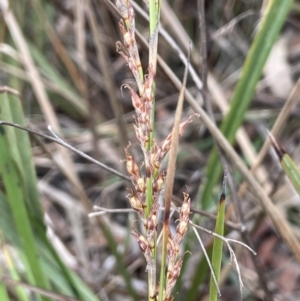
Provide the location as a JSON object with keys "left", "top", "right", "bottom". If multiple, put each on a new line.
{"left": 209, "top": 173, "right": 227, "bottom": 301}
{"left": 269, "top": 132, "right": 300, "bottom": 195}
{"left": 0, "top": 91, "right": 50, "bottom": 301}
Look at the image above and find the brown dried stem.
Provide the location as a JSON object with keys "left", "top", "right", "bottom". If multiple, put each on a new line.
{"left": 158, "top": 47, "right": 191, "bottom": 301}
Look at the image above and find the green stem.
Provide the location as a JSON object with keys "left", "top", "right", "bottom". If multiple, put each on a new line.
{"left": 209, "top": 182, "right": 226, "bottom": 301}
{"left": 146, "top": 177, "right": 153, "bottom": 218}
{"left": 158, "top": 222, "right": 169, "bottom": 301}
{"left": 149, "top": 0, "right": 157, "bottom": 35}
{"left": 148, "top": 2, "right": 161, "bottom": 300}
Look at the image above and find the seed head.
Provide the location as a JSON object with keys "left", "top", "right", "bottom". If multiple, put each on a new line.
{"left": 127, "top": 190, "right": 144, "bottom": 214}
{"left": 167, "top": 233, "right": 178, "bottom": 263}
{"left": 137, "top": 177, "right": 146, "bottom": 193}
{"left": 131, "top": 230, "right": 151, "bottom": 256}
{"left": 125, "top": 145, "right": 140, "bottom": 179}
{"left": 153, "top": 171, "right": 166, "bottom": 193}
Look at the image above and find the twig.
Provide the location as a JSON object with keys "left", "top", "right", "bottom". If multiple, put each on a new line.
{"left": 212, "top": 10, "right": 257, "bottom": 40}
{"left": 189, "top": 221, "right": 256, "bottom": 255}
{"left": 92, "top": 202, "right": 243, "bottom": 230}
{"left": 0, "top": 121, "right": 129, "bottom": 181}
{"left": 192, "top": 214, "right": 252, "bottom": 301}
{"left": 192, "top": 225, "right": 221, "bottom": 297}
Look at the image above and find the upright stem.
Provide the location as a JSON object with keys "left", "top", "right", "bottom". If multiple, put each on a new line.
{"left": 147, "top": 2, "right": 161, "bottom": 301}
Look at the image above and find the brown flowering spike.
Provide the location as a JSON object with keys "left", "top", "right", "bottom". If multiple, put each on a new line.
{"left": 142, "top": 67, "right": 155, "bottom": 102}
{"left": 127, "top": 4, "right": 135, "bottom": 28}
{"left": 153, "top": 170, "right": 166, "bottom": 193}
{"left": 133, "top": 124, "right": 147, "bottom": 147}
{"left": 158, "top": 133, "right": 173, "bottom": 155}
{"left": 175, "top": 220, "right": 188, "bottom": 246}
{"left": 136, "top": 177, "right": 146, "bottom": 193}
{"left": 179, "top": 192, "right": 191, "bottom": 220}
{"left": 137, "top": 101, "right": 151, "bottom": 123}
{"left": 123, "top": 31, "right": 133, "bottom": 50}
{"left": 119, "top": 19, "right": 127, "bottom": 35}
{"left": 122, "top": 84, "right": 142, "bottom": 112}
{"left": 155, "top": 115, "right": 198, "bottom": 168}
{"left": 116, "top": 2, "right": 143, "bottom": 94}
{"left": 145, "top": 205, "right": 158, "bottom": 239}
{"left": 150, "top": 144, "right": 160, "bottom": 171}
{"left": 167, "top": 232, "right": 178, "bottom": 263}
{"left": 178, "top": 114, "right": 196, "bottom": 135}
{"left": 128, "top": 58, "right": 143, "bottom": 90}
{"left": 116, "top": 42, "right": 130, "bottom": 64}
{"left": 160, "top": 132, "right": 172, "bottom": 155}
{"left": 175, "top": 192, "right": 190, "bottom": 245}
{"left": 127, "top": 190, "right": 144, "bottom": 214}
{"left": 125, "top": 144, "right": 140, "bottom": 179}
{"left": 167, "top": 257, "right": 183, "bottom": 281}
{"left": 131, "top": 229, "right": 151, "bottom": 256}
{"left": 165, "top": 258, "right": 184, "bottom": 299}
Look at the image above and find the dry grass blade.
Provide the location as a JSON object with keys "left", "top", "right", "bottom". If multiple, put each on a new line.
{"left": 239, "top": 77, "right": 300, "bottom": 196}
{"left": 159, "top": 45, "right": 193, "bottom": 300}
{"left": 268, "top": 131, "right": 300, "bottom": 196}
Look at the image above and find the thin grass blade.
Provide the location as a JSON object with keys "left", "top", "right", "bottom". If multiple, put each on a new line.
{"left": 269, "top": 132, "right": 300, "bottom": 195}
{"left": 209, "top": 174, "right": 227, "bottom": 301}
{"left": 0, "top": 281, "right": 9, "bottom": 301}
{"left": 0, "top": 91, "right": 50, "bottom": 300}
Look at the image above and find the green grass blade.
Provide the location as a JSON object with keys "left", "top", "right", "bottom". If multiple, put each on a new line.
{"left": 0, "top": 92, "right": 50, "bottom": 300}
{"left": 281, "top": 155, "right": 300, "bottom": 195}
{"left": 209, "top": 190, "right": 226, "bottom": 301}
{"left": 2, "top": 244, "right": 30, "bottom": 301}
{"left": 269, "top": 132, "right": 300, "bottom": 195}
{"left": 8, "top": 92, "right": 45, "bottom": 222}
{"left": 201, "top": 0, "right": 293, "bottom": 209}
{"left": 0, "top": 91, "right": 101, "bottom": 301}
{"left": 0, "top": 281, "right": 10, "bottom": 301}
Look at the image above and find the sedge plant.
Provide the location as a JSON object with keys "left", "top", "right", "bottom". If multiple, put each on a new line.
{"left": 113, "top": 1, "right": 259, "bottom": 300}
{"left": 115, "top": 0, "right": 195, "bottom": 300}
